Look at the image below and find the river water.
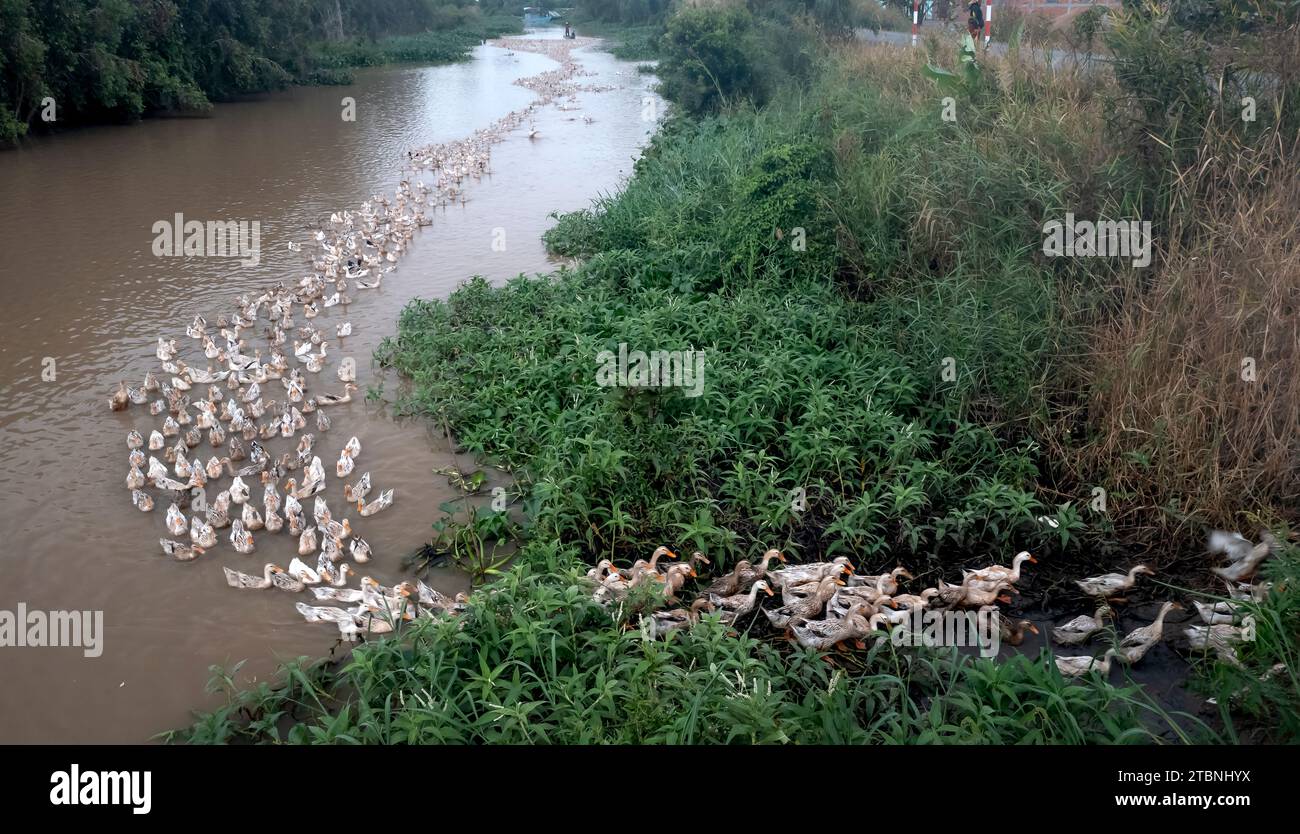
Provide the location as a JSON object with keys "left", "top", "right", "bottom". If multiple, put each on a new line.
{"left": 0, "top": 31, "right": 661, "bottom": 743}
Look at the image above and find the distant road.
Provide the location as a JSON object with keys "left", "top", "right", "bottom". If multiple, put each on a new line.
{"left": 856, "top": 25, "right": 1010, "bottom": 53}
{"left": 855, "top": 26, "right": 1104, "bottom": 69}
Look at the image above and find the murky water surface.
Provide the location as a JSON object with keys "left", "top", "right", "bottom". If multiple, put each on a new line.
{"left": 0, "top": 32, "right": 661, "bottom": 742}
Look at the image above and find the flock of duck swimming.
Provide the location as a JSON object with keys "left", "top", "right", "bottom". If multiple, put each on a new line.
{"left": 110, "top": 35, "right": 611, "bottom": 641}
{"left": 584, "top": 530, "right": 1280, "bottom": 680}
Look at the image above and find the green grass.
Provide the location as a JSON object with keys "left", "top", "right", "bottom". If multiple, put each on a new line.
{"left": 572, "top": 22, "right": 665, "bottom": 61}
{"left": 375, "top": 79, "right": 1085, "bottom": 571}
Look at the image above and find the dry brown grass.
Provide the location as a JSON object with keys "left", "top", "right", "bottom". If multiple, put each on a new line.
{"left": 838, "top": 29, "right": 1298, "bottom": 553}
{"left": 1070, "top": 123, "right": 1300, "bottom": 542}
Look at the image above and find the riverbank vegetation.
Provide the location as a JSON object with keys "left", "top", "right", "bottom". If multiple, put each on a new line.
{"left": 0, "top": 0, "right": 522, "bottom": 144}
{"left": 181, "top": 0, "right": 1299, "bottom": 743}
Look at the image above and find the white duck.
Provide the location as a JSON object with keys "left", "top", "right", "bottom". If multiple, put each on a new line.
{"left": 1193, "top": 598, "right": 1243, "bottom": 625}
{"left": 160, "top": 539, "right": 204, "bottom": 561}
{"left": 310, "top": 585, "right": 365, "bottom": 604}
{"left": 320, "top": 516, "right": 352, "bottom": 541}
{"left": 240, "top": 502, "right": 264, "bottom": 532}
{"left": 223, "top": 563, "right": 278, "bottom": 590}
{"left": 318, "top": 558, "right": 354, "bottom": 588}
{"left": 1118, "top": 602, "right": 1182, "bottom": 664}
{"left": 1208, "top": 530, "right": 1255, "bottom": 563}
{"left": 344, "top": 472, "right": 371, "bottom": 503}
{"left": 294, "top": 601, "right": 358, "bottom": 626}
{"left": 262, "top": 481, "right": 281, "bottom": 515}
{"left": 1055, "top": 648, "right": 1118, "bottom": 679}
{"left": 1184, "top": 623, "right": 1249, "bottom": 666}
{"left": 165, "top": 503, "right": 187, "bottom": 536}
{"left": 770, "top": 557, "right": 854, "bottom": 591}
{"left": 207, "top": 492, "right": 230, "bottom": 529}
{"left": 964, "top": 551, "right": 1037, "bottom": 590}
{"left": 711, "top": 579, "right": 775, "bottom": 624}
{"left": 1075, "top": 565, "right": 1154, "bottom": 600}
{"left": 791, "top": 610, "right": 888, "bottom": 652}
{"left": 287, "top": 557, "right": 322, "bottom": 585}
{"left": 357, "top": 488, "right": 393, "bottom": 517}
{"left": 229, "top": 519, "right": 256, "bottom": 554}
{"left": 189, "top": 517, "right": 217, "bottom": 548}
{"left": 1211, "top": 531, "right": 1276, "bottom": 583}
{"left": 1052, "top": 605, "right": 1112, "bottom": 646}
{"left": 270, "top": 567, "right": 309, "bottom": 593}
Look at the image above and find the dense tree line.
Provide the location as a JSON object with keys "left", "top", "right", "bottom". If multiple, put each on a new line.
{"left": 0, "top": 0, "right": 495, "bottom": 142}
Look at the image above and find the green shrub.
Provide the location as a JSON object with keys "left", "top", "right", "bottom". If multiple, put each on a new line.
{"left": 657, "top": 5, "right": 766, "bottom": 116}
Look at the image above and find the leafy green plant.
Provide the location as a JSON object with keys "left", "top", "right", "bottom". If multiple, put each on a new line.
{"left": 922, "top": 32, "right": 983, "bottom": 97}
{"left": 406, "top": 501, "right": 518, "bottom": 584}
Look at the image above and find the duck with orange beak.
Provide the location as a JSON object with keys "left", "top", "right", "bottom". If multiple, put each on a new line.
{"left": 846, "top": 565, "right": 912, "bottom": 594}
{"left": 994, "top": 612, "right": 1040, "bottom": 647}
{"left": 963, "top": 551, "right": 1037, "bottom": 592}
{"left": 709, "top": 578, "right": 775, "bottom": 615}
{"left": 764, "top": 575, "right": 845, "bottom": 629}
{"left": 625, "top": 546, "right": 678, "bottom": 581}
{"left": 357, "top": 488, "right": 393, "bottom": 517}
{"left": 733, "top": 549, "right": 785, "bottom": 589}
{"left": 770, "top": 556, "right": 854, "bottom": 595}
{"left": 660, "top": 562, "right": 697, "bottom": 601}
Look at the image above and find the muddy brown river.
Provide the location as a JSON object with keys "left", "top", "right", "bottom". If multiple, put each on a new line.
{"left": 0, "top": 31, "right": 662, "bottom": 742}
